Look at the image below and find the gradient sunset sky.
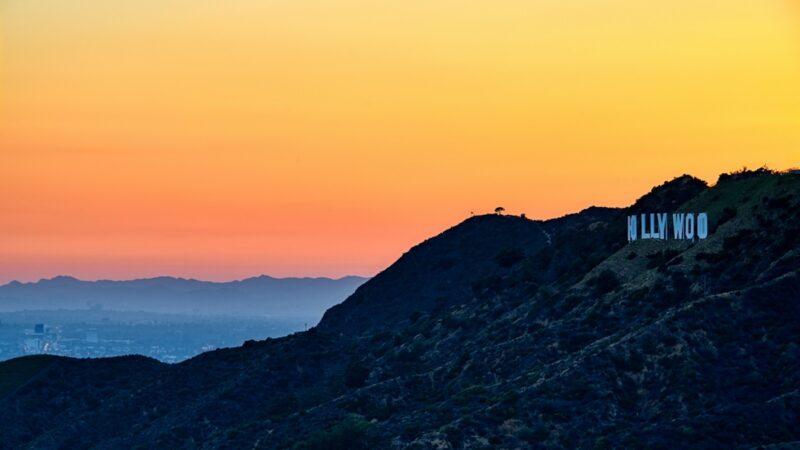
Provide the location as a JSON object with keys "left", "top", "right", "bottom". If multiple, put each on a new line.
{"left": 1, "top": 0, "right": 799, "bottom": 283}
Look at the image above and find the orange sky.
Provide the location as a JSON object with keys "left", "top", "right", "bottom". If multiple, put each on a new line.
{"left": 1, "top": 0, "right": 799, "bottom": 283}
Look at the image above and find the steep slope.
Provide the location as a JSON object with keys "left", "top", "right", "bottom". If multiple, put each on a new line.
{"left": 319, "top": 215, "right": 550, "bottom": 334}
{"left": 0, "top": 169, "right": 798, "bottom": 450}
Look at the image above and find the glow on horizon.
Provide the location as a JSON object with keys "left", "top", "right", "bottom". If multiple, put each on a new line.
{"left": 1, "top": 0, "right": 799, "bottom": 283}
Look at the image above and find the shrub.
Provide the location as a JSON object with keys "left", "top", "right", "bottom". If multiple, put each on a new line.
{"left": 766, "top": 195, "right": 791, "bottom": 209}
{"left": 517, "top": 425, "right": 549, "bottom": 443}
{"left": 495, "top": 248, "right": 525, "bottom": 268}
{"left": 292, "top": 415, "right": 378, "bottom": 450}
{"left": 344, "top": 361, "right": 370, "bottom": 388}
{"left": 264, "top": 393, "right": 297, "bottom": 420}
{"left": 717, "top": 207, "right": 737, "bottom": 228}
{"left": 592, "top": 269, "right": 621, "bottom": 295}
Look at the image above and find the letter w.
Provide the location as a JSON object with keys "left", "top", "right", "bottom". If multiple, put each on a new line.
{"left": 673, "top": 213, "right": 685, "bottom": 239}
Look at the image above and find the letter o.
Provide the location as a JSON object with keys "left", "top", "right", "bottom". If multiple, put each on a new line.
{"left": 697, "top": 213, "right": 708, "bottom": 239}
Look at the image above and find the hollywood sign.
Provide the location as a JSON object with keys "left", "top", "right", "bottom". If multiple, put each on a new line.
{"left": 627, "top": 212, "right": 709, "bottom": 241}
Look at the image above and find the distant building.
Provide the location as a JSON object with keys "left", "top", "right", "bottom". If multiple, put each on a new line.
{"left": 22, "top": 324, "right": 58, "bottom": 355}
{"left": 23, "top": 337, "right": 44, "bottom": 354}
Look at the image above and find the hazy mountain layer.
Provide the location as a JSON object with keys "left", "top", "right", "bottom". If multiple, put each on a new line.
{"left": 0, "top": 275, "right": 367, "bottom": 319}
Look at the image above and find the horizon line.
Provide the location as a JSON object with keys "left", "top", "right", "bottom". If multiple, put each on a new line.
{"left": 0, "top": 273, "right": 372, "bottom": 287}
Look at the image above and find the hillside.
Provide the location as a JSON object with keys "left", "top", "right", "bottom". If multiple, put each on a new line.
{"left": 0, "top": 169, "right": 798, "bottom": 449}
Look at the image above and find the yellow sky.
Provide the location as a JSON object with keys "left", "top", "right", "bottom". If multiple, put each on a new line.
{"left": 1, "top": 0, "right": 799, "bottom": 282}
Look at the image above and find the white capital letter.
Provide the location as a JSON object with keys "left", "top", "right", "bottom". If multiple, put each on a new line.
{"left": 628, "top": 215, "right": 637, "bottom": 241}
{"left": 673, "top": 213, "right": 685, "bottom": 240}
{"left": 657, "top": 213, "right": 667, "bottom": 240}
{"left": 697, "top": 213, "right": 708, "bottom": 239}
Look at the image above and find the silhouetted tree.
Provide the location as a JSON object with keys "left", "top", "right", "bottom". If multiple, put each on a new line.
{"left": 495, "top": 207, "right": 505, "bottom": 215}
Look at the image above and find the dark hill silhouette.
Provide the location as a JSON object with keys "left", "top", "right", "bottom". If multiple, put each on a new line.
{"left": 0, "top": 169, "right": 798, "bottom": 449}
{"left": 628, "top": 174, "right": 708, "bottom": 213}
{"left": 319, "top": 215, "right": 550, "bottom": 334}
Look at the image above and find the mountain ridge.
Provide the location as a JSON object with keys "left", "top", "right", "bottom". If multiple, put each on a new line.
{"left": 0, "top": 275, "right": 368, "bottom": 318}
{"left": 1, "top": 274, "right": 368, "bottom": 288}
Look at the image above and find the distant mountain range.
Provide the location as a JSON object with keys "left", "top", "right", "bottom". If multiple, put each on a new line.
{"left": 0, "top": 168, "right": 798, "bottom": 449}
{"left": 0, "top": 275, "right": 368, "bottom": 318}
